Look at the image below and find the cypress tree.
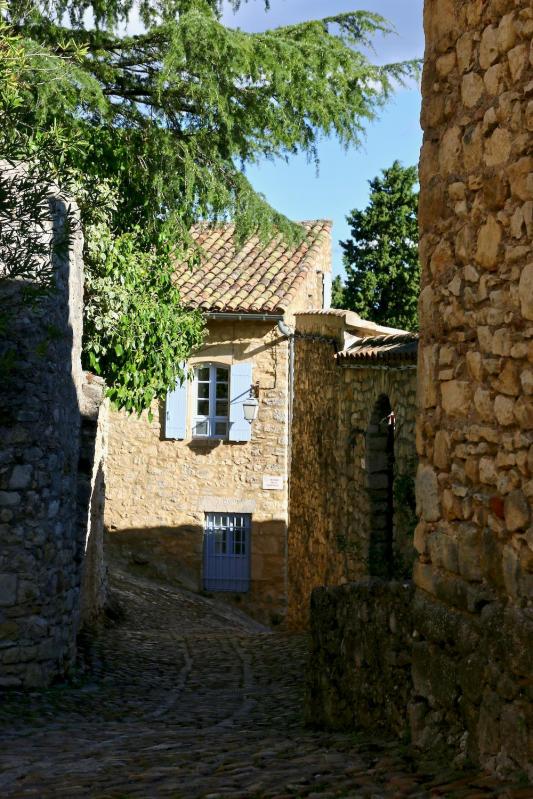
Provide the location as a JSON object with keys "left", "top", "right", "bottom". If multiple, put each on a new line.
{"left": 340, "top": 161, "right": 420, "bottom": 331}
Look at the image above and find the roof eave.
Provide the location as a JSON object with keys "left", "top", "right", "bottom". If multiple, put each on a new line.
{"left": 336, "top": 351, "right": 418, "bottom": 365}
{"left": 206, "top": 311, "right": 285, "bottom": 322}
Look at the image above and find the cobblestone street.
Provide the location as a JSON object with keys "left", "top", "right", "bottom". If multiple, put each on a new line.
{"left": 0, "top": 568, "right": 529, "bottom": 798}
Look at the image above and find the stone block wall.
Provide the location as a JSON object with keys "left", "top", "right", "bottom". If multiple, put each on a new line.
{"left": 287, "top": 313, "right": 418, "bottom": 629}
{"left": 306, "top": 580, "right": 415, "bottom": 736}
{"left": 415, "top": 0, "right": 533, "bottom": 773}
{"left": 0, "top": 171, "right": 107, "bottom": 686}
{"left": 287, "top": 333, "right": 348, "bottom": 630}
{"left": 79, "top": 375, "right": 109, "bottom": 626}
{"left": 0, "top": 179, "right": 86, "bottom": 686}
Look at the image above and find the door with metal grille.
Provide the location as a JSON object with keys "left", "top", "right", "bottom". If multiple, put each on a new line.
{"left": 203, "top": 513, "right": 251, "bottom": 592}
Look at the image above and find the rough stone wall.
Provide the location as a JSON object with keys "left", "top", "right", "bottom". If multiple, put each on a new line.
{"left": 287, "top": 335, "right": 346, "bottom": 631}
{"left": 306, "top": 580, "right": 415, "bottom": 736}
{"left": 0, "top": 179, "right": 86, "bottom": 687}
{"left": 415, "top": 0, "right": 533, "bottom": 773}
{"left": 286, "top": 315, "right": 417, "bottom": 630}
{"left": 79, "top": 375, "right": 109, "bottom": 626}
{"left": 105, "top": 318, "right": 291, "bottom": 626}
{"left": 341, "top": 365, "right": 418, "bottom": 580}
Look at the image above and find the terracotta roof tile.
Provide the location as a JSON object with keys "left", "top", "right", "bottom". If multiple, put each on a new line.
{"left": 175, "top": 220, "right": 331, "bottom": 313}
{"left": 337, "top": 333, "right": 419, "bottom": 364}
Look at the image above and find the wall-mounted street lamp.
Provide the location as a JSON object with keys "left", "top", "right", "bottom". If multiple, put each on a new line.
{"left": 243, "top": 382, "right": 260, "bottom": 423}
{"left": 243, "top": 396, "right": 259, "bottom": 423}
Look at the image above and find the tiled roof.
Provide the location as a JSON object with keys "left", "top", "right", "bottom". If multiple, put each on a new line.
{"left": 337, "top": 333, "right": 419, "bottom": 364}
{"left": 175, "top": 220, "right": 331, "bottom": 313}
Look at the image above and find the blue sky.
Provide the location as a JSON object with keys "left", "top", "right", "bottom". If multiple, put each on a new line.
{"left": 221, "top": 1, "right": 424, "bottom": 277}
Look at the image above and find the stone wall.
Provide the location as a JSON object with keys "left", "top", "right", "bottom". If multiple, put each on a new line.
{"left": 287, "top": 333, "right": 346, "bottom": 631}
{"left": 0, "top": 177, "right": 86, "bottom": 687}
{"left": 79, "top": 375, "right": 109, "bottom": 626}
{"left": 306, "top": 580, "right": 415, "bottom": 736}
{"left": 307, "top": 579, "right": 532, "bottom": 779}
{"left": 105, "top": 318, "right": 291, "bottom": 626}
{"left": 287, "top": 313, "right": 418, "bottom": 629}
{"left": 415, "top": 0, "right": 533, "bottom": 773}
{"left": 0, "top": 171, "right": 107, "bottom": 686}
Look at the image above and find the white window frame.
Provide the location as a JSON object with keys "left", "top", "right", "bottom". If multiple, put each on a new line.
{"left": 192, "top": 363, "right": 230, "bottom": 439}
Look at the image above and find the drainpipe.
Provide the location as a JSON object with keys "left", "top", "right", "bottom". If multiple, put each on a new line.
{"left": 277, "top": 317, "right": 294, "bottom": 612}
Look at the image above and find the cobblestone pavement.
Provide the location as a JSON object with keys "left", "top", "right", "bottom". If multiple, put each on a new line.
{"left": 0, "top": 568, "right": 530, "bottom": 798}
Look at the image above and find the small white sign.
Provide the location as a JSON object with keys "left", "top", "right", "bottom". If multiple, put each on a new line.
{"left": 262, "top": 475, "right": 284, "bottom": 490}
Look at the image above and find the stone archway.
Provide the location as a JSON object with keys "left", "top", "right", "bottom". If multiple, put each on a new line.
{"left": 365, "top": 394, "right": 395, "bottom": 579}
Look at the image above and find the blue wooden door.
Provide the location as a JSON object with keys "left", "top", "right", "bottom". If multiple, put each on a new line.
{"left": 203, "top": 513, "right": 251, "bottom": 592}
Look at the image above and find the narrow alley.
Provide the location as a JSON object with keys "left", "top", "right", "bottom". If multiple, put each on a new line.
{"left": 0, "top": 568, "right": 527, "bottom": 798}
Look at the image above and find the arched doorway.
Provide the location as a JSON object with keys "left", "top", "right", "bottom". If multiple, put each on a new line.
{"left": 365, "top": 395, "right": 395, "bottom": 579}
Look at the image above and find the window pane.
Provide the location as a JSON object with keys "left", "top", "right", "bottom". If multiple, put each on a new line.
{"left": 233, "top": 528, "right": 246, "bottom": 555}
{"left": 197, "top": 399, "right": 209, "bottom": 416}
{"left": 216, "top": 367, "right": 228, "bottom": 382}
{"left": 216, "top": 400, "right": 228, "bottom": 417}
{"left": 194, "top": 420, "right": 209, "bottom": 436}
{"left": 216, "top": 382, "right": 228, "bottom": 399}
{"left": 215, "top": 421, "right": 227, "bottom": 437}
{"left": 198, "top": 382, "right": 210, "bottom": 399}
{"left": 197, "top": 367, "right": 210, "bottom": 381}
{"left": 215, "top": 530, "right": 227, "bottom": 555}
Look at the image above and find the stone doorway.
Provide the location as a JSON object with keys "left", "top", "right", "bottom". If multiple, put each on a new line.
{"left": 365, "top": 395, "right": 395, "bottom": 579}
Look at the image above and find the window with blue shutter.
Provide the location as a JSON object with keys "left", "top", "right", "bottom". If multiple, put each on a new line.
{"left": 192, "top": 364, "right": 229, "bottom": 439}
{"left": 165, "top": 364, "right": 188, "bottom": 439}
{"left": 229, "top": 362, "right": 253, "bottom": 442}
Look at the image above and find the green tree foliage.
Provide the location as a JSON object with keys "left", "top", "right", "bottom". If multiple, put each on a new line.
{"left": 74, "top": 179, "right": 205, "bottom": 414}
{"left": 7, "top": 1, "right": 419, "bottom": 246}
{"left": 0, "top": 15, "right": 54, "bottom": 298}
{"left": 340, "top": 161, "right": 420, "bottom": 331}
{"left": 3, "top": 1, "right": 419, "bottom": 411}
{"left": 331, "top": 275, "right": 345, "bottom": 309}
{"left": 0, "top": 12, "right": 69, "bottom": 374}
{"left": 1, "top": 9, "right": 204, "bottom": 408}
{"left": 84, "top": 219, "right": 204, "bottom": 415}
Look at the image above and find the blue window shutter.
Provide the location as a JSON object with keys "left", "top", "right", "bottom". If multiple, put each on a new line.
{"left": 229, "top": 362, "right": 253, "bottom": 442}
{"left": 165, "top": 364, "right": 188, "bottom": 439}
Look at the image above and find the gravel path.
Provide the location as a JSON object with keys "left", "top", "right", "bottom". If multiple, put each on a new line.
{"left": 0, "top": 568, "right": 528, "bottom": 798}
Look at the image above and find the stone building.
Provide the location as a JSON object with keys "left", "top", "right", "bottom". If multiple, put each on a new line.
{"left": 287, "top": 310, "right": 418, "bottom": 629}
{"left": 105, "top": 223, "right": 420, "bottom": 628}
{"left": 104, "top": 221, "right": 333, "bottom": 625}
